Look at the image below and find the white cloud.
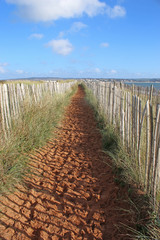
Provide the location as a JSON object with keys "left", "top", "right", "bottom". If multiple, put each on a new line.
{"left": 95, "top": 68, "right": 101, "bottom": 73}
{"left": 6, "top": 0, "right": 106, "bottom": 22}
{"left": 46, "top": 39, "right": 73, "bottom": 56}
{"left": 110, "top": 69, "right": 117, "bottom": 74}
{"left": 70, "top": 22, "right": 87, "bottom": 32}
{"left": 29, "top": 33, "right": 44, "bottom": 39}
{"left": 58, "top": 21, "right": 87, "bottom": 38}
{"left": 6, "top": 0, "right": 126, "bottom": 21}
{"left": 0, "top": 66, "right": 5, "bottom": 73}
{"left": 0, "top": 63, "right": 8, "bottom": 73}
{"left": 1, "top": 62, "right": 8, "bottom": 66}
{"left": 101, "top": 42, "right": 109, "bottom": 48}
{"left": 16, "top": 69, "right": 24, "bottom": 74}
{"left": 58, "top": 31, "right": 65, "bottom": 38}
{"left": 106, "top": 5, "right": 126, "bottom": 18}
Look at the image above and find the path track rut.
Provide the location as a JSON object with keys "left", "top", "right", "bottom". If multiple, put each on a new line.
{"left": 0, "top": 86, "right": 135, "bottom": 240}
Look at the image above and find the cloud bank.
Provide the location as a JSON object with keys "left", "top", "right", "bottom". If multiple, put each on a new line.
{"left": 6, "top": 0, "right": 105, "bottom": 21}
{"left": 6, "top": 0, "right": 126, "bottom": 22}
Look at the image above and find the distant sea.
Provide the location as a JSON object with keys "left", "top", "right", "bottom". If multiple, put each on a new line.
{"left": 125, "top": 82, "right": 160, "bottom": 89}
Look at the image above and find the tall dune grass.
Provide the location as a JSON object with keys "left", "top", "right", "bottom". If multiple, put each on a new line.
{"left": 0, "top": 84, "right": 77, "bottom": 193}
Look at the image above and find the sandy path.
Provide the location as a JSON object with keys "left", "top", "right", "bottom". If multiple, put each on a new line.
{"left": 0, "top": 86, "right": 135, "bottom": 240}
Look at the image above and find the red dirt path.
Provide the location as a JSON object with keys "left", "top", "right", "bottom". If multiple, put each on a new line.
{"left": 0, "top": 86, "right": 136, "bottom": 240}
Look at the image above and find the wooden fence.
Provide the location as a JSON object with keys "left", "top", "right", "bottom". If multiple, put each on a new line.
{"left": 0, "top": 81, "right": 75, "bottom": 140}
{"left": 84, "top": 80, "right": 160, "bottom": 208}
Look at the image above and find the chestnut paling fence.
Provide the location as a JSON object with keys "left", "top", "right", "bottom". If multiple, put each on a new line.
{"left": 84, "top": 80, "right": 160, "bottom": 208}
{"left": 0, "top": 81, "right": 75, "bottom": 140}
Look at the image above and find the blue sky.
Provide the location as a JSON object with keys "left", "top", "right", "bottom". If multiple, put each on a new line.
{"left": 0, "top": 0, "right": 160, "bottom": 79}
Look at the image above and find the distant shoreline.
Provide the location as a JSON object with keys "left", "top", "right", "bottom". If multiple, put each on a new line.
{"left": 124, "top": 82, "right": 160, "bottom": 89}
{"left": 124, "top": 81, "right": 160, "bottom": 83}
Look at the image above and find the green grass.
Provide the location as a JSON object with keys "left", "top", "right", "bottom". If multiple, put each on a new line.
{"left": 57, "top": 79, "right": 76, "bottom": 83}
{"left": 83, "top": 84, "right": 139, "bottom": 184}
{"left": 0, "top": 84, "right": 78, "bottom": 193}
{"left": 83, "top": 83, "right": 160, "bottom": 240}
{"left": 0, "top": 80, "right": 45, "bottom": 84}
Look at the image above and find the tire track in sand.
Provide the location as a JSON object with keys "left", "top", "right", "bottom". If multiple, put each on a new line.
{"left": 0, "top": 86, "right": 135, "bottom": 240}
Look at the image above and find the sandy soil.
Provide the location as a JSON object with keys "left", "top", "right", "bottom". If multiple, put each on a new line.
{"left": 0, "top": 86, "right": 136, "bottom": 240}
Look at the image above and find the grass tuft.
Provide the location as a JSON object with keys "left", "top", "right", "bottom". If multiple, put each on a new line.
{"left": 101, "top": 125, "right": 119, "bottom": 153}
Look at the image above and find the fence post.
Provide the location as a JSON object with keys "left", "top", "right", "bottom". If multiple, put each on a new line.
{"left": 149, "top": 84, "right": 153, "bottom": 102}
{"left": 112, "top": 82, "right": 116, "bottom": 125}
{"left": 152, "top": 104, "right": 160, "bottom": 204}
